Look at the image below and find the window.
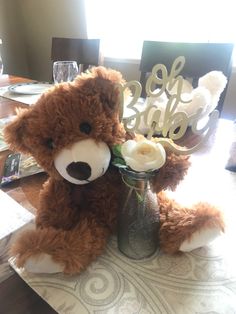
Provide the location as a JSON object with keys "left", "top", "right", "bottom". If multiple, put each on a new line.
{"left": 85, "top": 0, "right": 235, "bottom": 61}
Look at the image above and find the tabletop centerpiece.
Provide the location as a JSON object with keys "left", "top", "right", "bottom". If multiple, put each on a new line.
{"left": 4, "top": 62, "right": 227, "bottom": 277}
{"left": 114, "top": 56, "right": 224, "bottom": 259}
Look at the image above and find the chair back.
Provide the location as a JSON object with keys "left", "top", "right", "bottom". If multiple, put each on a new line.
{"left": 139, "top": 41, "right": 234, "bottom": 113}
{"left": 51, "top": 38, "right": 102, "bottom": 73}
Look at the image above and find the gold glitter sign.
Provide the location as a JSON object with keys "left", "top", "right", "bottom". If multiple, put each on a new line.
{"left": 118, "top": 56, "right": 219, "bottom": 155}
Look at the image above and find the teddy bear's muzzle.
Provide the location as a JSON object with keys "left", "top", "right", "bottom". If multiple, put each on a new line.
{"left": 54, "top": 139, "right": 111, "bottom": 184}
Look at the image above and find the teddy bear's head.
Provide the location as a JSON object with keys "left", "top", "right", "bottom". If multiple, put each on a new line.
{"left": 4, "top": 67, "right": 127, "bottom": 184}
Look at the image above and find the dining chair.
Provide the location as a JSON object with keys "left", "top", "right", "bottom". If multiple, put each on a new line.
{"left": 51, "top": 37, "right": 102, "bottom": 73}
{"left": 139, "top": 41, "right": 234, "bottom": 114}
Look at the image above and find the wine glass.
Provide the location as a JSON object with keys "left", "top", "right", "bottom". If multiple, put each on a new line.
{"left": 53, "top": 61, "right": 79, "bottom": 84}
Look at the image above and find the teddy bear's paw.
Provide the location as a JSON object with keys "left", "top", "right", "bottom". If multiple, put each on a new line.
{"left": 179, "top": 226, "right": 222, "bottom": 252}
{"left": 24, "top": 253, "right": 64, "bottom": 274}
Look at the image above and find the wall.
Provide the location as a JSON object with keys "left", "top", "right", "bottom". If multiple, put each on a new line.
{"left": 104, "top": 59, "right": 140, "bottom": 82}
{"left": 17, "top": 0, "right": 87, "bottom": 81}
{"left": 0, "top": 0, "right": 29, "bottom": 77}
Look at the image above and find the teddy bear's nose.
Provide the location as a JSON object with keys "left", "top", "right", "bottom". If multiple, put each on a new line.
{"left": 66, "top": 161, "right": 91, "bottom": 180}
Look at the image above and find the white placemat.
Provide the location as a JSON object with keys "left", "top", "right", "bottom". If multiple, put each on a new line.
{"left": 0, "top": 191, "right": 34, "bottom": 239}
{"left": 0, "top": 190, "right": 34, "bottom": 283}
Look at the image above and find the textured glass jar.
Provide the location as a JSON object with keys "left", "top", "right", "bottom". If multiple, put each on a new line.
{"left": 117, "top": 168, "right": 160, "bottom": 259}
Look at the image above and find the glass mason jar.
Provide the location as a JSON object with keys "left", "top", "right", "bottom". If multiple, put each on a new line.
{"left": 117, "top": 168, "right": 160, "bottom": 259}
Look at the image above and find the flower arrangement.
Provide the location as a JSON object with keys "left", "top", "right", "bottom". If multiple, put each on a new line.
{"left": 112, "top": 136, "right": 167, "bottom": 210}
{"left": 114, "top": 56, "right": 222, "bottom": 259}
{"left": 112, "top": 136, "right": 166, "bottom": 173}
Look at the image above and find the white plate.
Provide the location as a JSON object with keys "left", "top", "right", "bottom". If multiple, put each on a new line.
{"left": 8, "top": 82, "right": 52, "bottom": 95}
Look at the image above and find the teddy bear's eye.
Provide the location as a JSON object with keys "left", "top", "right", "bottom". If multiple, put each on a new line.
{"left": 45, "top": 138, "right": 55, "bottom": 149}
{"left": 79, "top": 122, "right": 92, "bottom": 135}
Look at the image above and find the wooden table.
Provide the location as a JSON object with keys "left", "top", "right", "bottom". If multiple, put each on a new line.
{"left": 0, "top": 75, "right": 235, "bottom": 314}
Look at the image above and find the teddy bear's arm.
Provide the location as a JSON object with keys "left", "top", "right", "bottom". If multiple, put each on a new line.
{"left": 36, "top": 173, "right": 120, "bottom": 232}
{"left": 151, "top": 151, "right": 191, "bottom": 193}
{"left": 81, "top": 171, "right": 122, "bottom": 232}
{"left": 36, "top": 178, "right": 81, "bottom": 229}
{"left": 11, "top": 175, "right": 119, "bottom": 274}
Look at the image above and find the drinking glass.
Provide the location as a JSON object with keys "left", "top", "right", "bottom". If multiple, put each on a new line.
{"left": 53, "top": 61, "right": 79, "bottom": 84}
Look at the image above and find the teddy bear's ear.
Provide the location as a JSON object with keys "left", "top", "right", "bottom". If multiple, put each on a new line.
{"left": 93, "top": 67, "right": 124, "bottom": 113}
{"left": 98, "top": 80, "right": 120, "bottom": 113}
{"left": 4, "top": 108, "right": 33, "bottom": 154}
{"left": 76, "top": 66, "right": 124, "bottom": 114}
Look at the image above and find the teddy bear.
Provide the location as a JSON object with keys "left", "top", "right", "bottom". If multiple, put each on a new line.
{"left": 4, "top": 66, "right": 225, "bottom": 274}
{"left": 133, "top": 70, "right": 227, "bottom": 134}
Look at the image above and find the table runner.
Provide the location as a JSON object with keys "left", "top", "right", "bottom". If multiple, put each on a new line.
{"left": 9, "top": 232, "right": 236, "bottom": 314}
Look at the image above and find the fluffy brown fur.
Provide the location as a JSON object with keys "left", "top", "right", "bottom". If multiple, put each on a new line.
{"left": 158, "top": 191, "right": 225, "bottom": 254}
{"left": 5, "top": 66, "right": 225, "bottom": 274}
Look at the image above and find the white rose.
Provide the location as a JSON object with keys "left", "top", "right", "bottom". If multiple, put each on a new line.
{"left": 121, "top": 139, "right": 166, "bottom": 172}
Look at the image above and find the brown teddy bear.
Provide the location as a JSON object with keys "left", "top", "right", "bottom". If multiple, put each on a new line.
{"left": 4, "top": 66, "right": 225, "bottom": 274}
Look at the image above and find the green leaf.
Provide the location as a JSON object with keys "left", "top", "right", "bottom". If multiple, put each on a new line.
{"left": 112, "top": 144, "right": 123, "bottom": 157}
{"left": 113, "top": 163, "right": 127, "bottom": 168}
{"left": 112, "top": 157, "right": 126, "bottom": 168}
{"left": 135, "top": 191, "right": 144, "bottom": 203}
